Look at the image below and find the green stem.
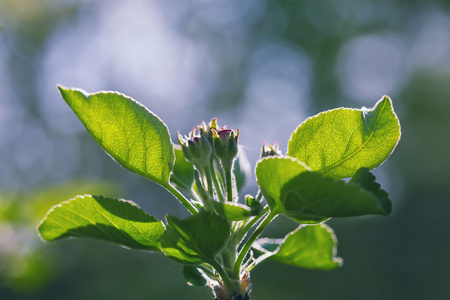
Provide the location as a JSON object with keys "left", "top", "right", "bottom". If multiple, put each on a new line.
{"left": 215, "top": 158, "right": 225, "bottom": 185}
{"left": 210, "top": 159, "right": 225, "bottom": 202}
{"left": 165, "top": 184, "right": 198, "bottom": 215}
{"left": 194, "top": 171, "right": 215, "bottom": 212}
{"left": 225, "top": 168, "right": 233, "bottom": 202}
{"left": 209, "top": 259, "right": 233, "bottom": 293}
{"left": 233, "top": 211, "right": 276, "bottom": 278}
{"left": 234, "top": 190, "right": 267, "bottom": 239}
{"left": 202, "top": 168, "right": 213, "bottom": 194}
{"left": 239, "top": 205, "right": 270, "bottom": 238}
{"left": 255, "top": 190, "right": 263, "bottom": 202}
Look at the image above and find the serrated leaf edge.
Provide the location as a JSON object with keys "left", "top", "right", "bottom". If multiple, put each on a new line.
{"left": 58, "top": 85, "right": 176, "bottom": 187}
{"left": 37, "top": 194, "right": 165, "bottom": 251}
{"left": 255, "top": 155, "right": 311, "bottom": 214}
{"left": 287, "top": 96, "right": 401, "bottom": 177}
{"left": 253, "top": 224, "right": 343, "bottom": 268}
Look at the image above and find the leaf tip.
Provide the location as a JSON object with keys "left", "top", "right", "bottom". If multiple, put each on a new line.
{"left": 56, "top": 84, "right": 74, "bottom": 95}
{"left": 380, "top": 94, "right": 393, "bottom": 103}
{"left": 56, "top": 85, "right": 90, "bottom": 99}
{"left": 56, "top": 84, "right": 69, "bottom": 97}
{"left": 374, "top": 94, "right": 393, "bottom": 108}
{"left": 56, "top": 83, "right": 66, "bottom": 90}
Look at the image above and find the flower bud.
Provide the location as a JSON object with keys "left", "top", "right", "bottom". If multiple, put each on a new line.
{"left": 212, "top": 128, "right": 239, "bottom": 165}
{"left": 261, "top": 142, "right": 282, "bottom": 158}
{"left": 197, "top": 118, "right": 218, "bottom": 148}
{"left": 177, "top": 127, "right": 212, "bottom": 171}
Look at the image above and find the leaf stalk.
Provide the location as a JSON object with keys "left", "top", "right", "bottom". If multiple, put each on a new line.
{"left": 233, "top": 210, "right": 276, "bottom": 278}
{"left": 165, "top": 184, "right": 198, "bottom": 215}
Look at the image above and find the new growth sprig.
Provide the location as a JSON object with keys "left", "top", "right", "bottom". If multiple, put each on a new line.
{"left": 38, "top": 86, "right": 401, "bottom": 300}
{"left": 177, "top": 118, "right": 240, "bottom": 205}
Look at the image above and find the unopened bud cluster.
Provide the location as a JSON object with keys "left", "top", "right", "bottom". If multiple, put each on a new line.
{"left": 178, "top": 118, "right": 239, "bottom": 172}
{"left": 177, "top": 127, "right": 212, "bottom": 171}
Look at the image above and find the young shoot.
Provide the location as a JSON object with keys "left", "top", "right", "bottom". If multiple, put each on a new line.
{"left": 38, "top": 86, "right": 401, "bottom": 300}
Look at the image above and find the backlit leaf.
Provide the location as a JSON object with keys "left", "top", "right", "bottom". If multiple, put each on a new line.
{"left": 171, "top": 145, "right": 195, "bottom": 192}
{"left": 234, "top": 149, "right": 252, "bottom": 192}
{"left": 255, "top": 156, "right": 310, "bottom": 214}
{"left": 161, "top": 211, "right": 230, "bottom": 265}
{"left": 38, "top": 195, "right": 165, "bottom": 251}
{"left": 210, "top": 201, "right": 260, "bottom": 221}
{"left": 253, "top": 224, "right": 342, "bottom": 270}
{"left": 287, "top": 96, "right": 400, "bottom": 179}
{"left": 58, "top": 86, "right": 174, "bottom": 185}
{"left": 256, "top": 157, "right": 391, "bottom": 222}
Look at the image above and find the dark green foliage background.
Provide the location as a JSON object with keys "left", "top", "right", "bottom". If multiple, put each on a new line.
{"left": 1, "top": 1, "right": 449, "bottom": 299}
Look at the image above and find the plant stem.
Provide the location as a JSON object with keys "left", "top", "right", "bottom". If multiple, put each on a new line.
{"left": 239, "top": 205, "right": 270, "bottom": 238}
{"left": 225, "top": 168, "right": 233, "bottom": 202}
{"left": 194, "top": 171, "right": 215, "bottom": 212}
{"left": 165, "top": 184, "right": 198, "bottom": 215}
{"left": 233, "top": 190, "right": 267, "bottom": 240}
{"left": 255, "top": 190, "right": 263, "bottom": 202}
{"left": 203, "top": 168, "right": 213, "bottom": 194}
{"left": 209, "top": 259, "right": 233, "bottom": 293}
{"left": 210, "top": 159, "right": 225, "bottom": 202}
{"left": 233, "top": 211, "right": 276, "bottom": 278}
{"left": 215, "top": 157, "right": 226, "bottom": 185}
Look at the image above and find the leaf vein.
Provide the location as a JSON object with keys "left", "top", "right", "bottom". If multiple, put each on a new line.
{"left": 63, "top": 205, "right": 118, "bottom": 242}
{"left": 319, "top": 100, "right": 388, "bottom": 174}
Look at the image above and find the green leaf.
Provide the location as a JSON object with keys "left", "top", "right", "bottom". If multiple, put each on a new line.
{"left": 287, "top": 96, "right": 401, "bottom": 179}
{"left": 171, "top": 145, "right": 195, "bottom": 192}
{"left": 253, "top": 224, "right": 342, "bottom": 270}
{"left": 182, "top": 266, "right": 208, "bottom": 287}
{"left": 255, "top": 156, "right": 311, "bottom": 214}
{"left": 38, "top": 195, "right": 165, "bottom": 251}
{"left": 256, "top": 157, "right": 391, "bottom": 222}
{"left": 58, "top": 86, "right": 174, "bottom": 185}
{"left": 349, "top": 167, "right": 392, "bottom": 214}
{"left": 233, "top": 149, "right": 251, "bottom": 192}
{"left": 161, "top": 211, "right": 230, "bottom": 265}
{"left": 280, "top": 169, "right": 391, "bottom": 222}
{"left": 210, "top": 201, "right": 259, "bottom": 221}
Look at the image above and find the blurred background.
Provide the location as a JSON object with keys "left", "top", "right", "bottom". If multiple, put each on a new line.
{"left": 0, "top": 0, "right": 449, "bottom": 299}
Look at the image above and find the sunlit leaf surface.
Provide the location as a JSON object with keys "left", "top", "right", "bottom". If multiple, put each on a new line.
{"left": 171, "top": 145, "right": 195, "bottom": 191}
{"left": 256, "top": 157, "right": 391, "bottom": 222}
{"left": 254, "top": 224, "right": 342, "bottom": 270}
{"left": 210, "top": 201, "right": 260, "bottom": 221}
{"left": 59, "top": 86, "right": 174, "bottom": 185}
{"left": 38, "top": 195, "right": 165, "bottom": 251}
{"left": 162, "top": 211, "right": 230, "bottom": 265}
{"left": 288, "top": 97, "right": 401, "bottom": 179}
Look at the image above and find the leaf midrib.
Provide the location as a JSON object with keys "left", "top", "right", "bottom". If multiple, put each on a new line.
{"left": 318, "top": 100, "right": 387, "bottom": 175}
{"left": 66, "top": 199, "right": 156, "bottom": 248}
